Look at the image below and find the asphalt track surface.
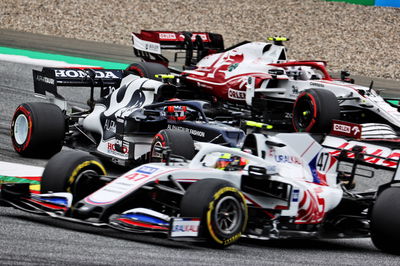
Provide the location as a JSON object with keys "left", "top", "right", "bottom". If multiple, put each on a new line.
{"left": 1, "top": 30, "right": 400, "bottom": 265}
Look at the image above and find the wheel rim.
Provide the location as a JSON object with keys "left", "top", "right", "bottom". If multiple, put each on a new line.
{"left": 14, "top": 114, "right": 29, "bottom": 145}
{"left": 214, "top": 195, "right": 242, "bottom": 234}
{"left": 296, "top": 98, "right": 314, "bottom": 129}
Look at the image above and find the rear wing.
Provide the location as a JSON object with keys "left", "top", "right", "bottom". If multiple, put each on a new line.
{"left": 33, "top": 67, "right": 124, "bottom": 100}
{"left": 131, "top": 30, "right": 224, "bottom": 68}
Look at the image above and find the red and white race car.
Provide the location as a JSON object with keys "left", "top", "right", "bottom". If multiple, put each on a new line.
{"left": 130, "top": 30, "right": 400, "bottom": 134}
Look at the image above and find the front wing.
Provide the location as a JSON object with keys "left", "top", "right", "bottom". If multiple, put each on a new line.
{"left": 0, "top": 183, "right": 202, "bottom": 241}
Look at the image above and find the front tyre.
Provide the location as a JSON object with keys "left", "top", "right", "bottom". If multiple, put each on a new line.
{"left": 370, "top": 187, "right": 400, "bottom": 254}
{"left": 181, "top": 179, "right": 248, "bottom": 248}
{"left": 292, "top": 89, "right": 340, "bottom": 133}
{"left": 41, "top": 151, "right": 107, "bottom": 202}
{"left": 11, "top": 102, "right": 65, "bottom": 158}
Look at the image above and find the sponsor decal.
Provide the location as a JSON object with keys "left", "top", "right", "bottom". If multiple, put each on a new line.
{"left": 172, "top": 224, "right": 198, "bottom": 233}
{"left": 159, "top": 33, "right": 177, "bottom": 40}
{"left": 327, "top": 140, "right": 400, "bottom": 168}
{"left": 284, "top": 112, "right": 293, "bottom": 119}
{"left": 136, "top": 165, "right": 159, "bottom": 175}
{"left": 123, "top": 172, "right": 149, "bottom": 182}
{"left": 36, "top": 74, "right": 55, "bottom": 85}
{"left": 191, "top": 33, "right": 209, "bottom": 42}
{"left": 170, "top": 218, "right": 200, "bottom": 237}
{"left": 268, "top": 69, "right": 285, "bottom": 76}
{"left": 333, "top": 123, "right": 351, "bottom": 134}
{"left": 268, "top": 149, "right": 302, "bottom": 166}
{"left": 104, "top": 119, "right": 116, "bottom": 133}
{"left": 145, "top": 43, "right": 160, "bottom": 53}
{"left": 291, "top": 85, "right": 299, "bottom": 95}
{"left": 309, "top": 82, "right": 324, "bottom": 88}
{"left": 274, "top": 154, "right": 302, "bottom": 165}
{"left": 167, "top": 124, "right": 205, "bottom": 138}
{"left": 133, "top": 34, "right": 161, "bottom": 54}
{"left": 228, "top": 63, "right": 239, "bottom": 72}
{"left": 228, "top": 88, "right": 246, "bottom": 100}
{"left": 383, "top": 152, "right": 400, "bottom": 168}
{"left": 330, "top": 120, "right": 362, "bottom": 139}
{"left": 107, "top": 142, "right": 129, "bottom": 154}
{"left": 295, "top": 188, "right": 326, "bottom": 224}
{"left": 54, "top": 69, "right": 119, "bottom": 79}
{"left": 123, "top": 166, "right": 159, "bottom": 181}
{"left": 158, "top": 32, "right": 209, "bottom": 42}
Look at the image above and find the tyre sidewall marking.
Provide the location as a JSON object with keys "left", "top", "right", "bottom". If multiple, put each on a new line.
{"left": 293, "top": 92, "right": 318, "bottom": 132}
{"left": 127, "top": 65, "right": 145, "bottom": 77}
{"left": 304, "top": 93, "right": 318, "bottom": 132}
{"left": 11, "top": 105, "right": 33, "bottom": 152}
{"left": 206, "top": 186, "right": 248, "bottom": 246}
{"left": 67, "top": 160, "right": 106, "bottom": 193}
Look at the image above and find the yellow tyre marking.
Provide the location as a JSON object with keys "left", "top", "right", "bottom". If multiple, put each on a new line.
{"left": 66, "top": 160, "right": 106, "bottom": 193}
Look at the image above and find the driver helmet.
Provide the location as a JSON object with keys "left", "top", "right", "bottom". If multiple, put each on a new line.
{"left": 215, "top": 152, "right": 248, "bottom": 170}
{"left": 298, "top": 67, "right": 314, "bottom": 80}
{"left": 164, "top": 99, "right": 187, "bottom": 121}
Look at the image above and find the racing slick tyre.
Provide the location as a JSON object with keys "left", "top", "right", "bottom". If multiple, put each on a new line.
{"left": 126, "top": 62, "right": 170, "bottom": 81}
{"left": 180, "top": 179, "right": 248, "bottom": 248}
{"left": 11, "top": 102, "right": 65, "bottom": 158}
{"left": 292, "top": 89, "right": 340, "bottom": 133}
{"left": 370, "top": 187, "right": 400, "bottom": 254}
{"left": 41, "top": 150, "right": 107, "bottom": 202}
{"left": 150, "top": 129, "right": 195, "bottom": 162}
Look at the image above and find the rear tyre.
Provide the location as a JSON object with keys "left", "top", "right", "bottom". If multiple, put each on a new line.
{"left": 41, "top": 151, "right": 107, "bottom": 202}
{"left": 180, "top": 179, "right": 248, "bottom": 248}
{"left": 370, "top": 187, "right": 400, "bottom": 254}
{"left": 292, "top": 89, "right": 340, "bottom": 133}
{"left": 150, "top": 129, "right": 195, "bottom": 162}
{"left": 11, "top": 102, "right": 65, "bottom": 158}
{"left": 126, "top": 62, "right": 170, "bottom": 81}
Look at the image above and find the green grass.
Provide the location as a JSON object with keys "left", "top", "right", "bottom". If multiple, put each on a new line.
{"left": 0, "top": 46, "right": 129, "bottom": 69}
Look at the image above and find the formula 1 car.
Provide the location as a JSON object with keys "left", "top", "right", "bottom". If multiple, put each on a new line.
{"left": 10, "top": 67, "right": 245, "bottom": 166}
{"left": 1, "top": 130, "right": 400, "bottom": 253}
{"left": 130, "top": 30, "right": 400, "bottom": 135}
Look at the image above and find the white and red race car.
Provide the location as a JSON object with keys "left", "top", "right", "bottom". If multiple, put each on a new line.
{"left": 130, "top": 30, "right": 400, "bottom": 134}
{"left": 2, "top": 130, "right": 400, "bottom": 253}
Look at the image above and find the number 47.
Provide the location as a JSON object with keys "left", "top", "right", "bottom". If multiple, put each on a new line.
{"left": 317, "top": 152, "right": 330, "bottom": 172}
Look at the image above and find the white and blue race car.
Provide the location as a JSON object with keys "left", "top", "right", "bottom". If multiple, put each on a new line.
{"left": 2, "top": 131, "right": 399, "bottom": 253}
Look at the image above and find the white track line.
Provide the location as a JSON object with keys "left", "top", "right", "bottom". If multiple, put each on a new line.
{"left": 0, "top": 161, "right": 43, "bottom": 177}
{"left": 0, "top": 54, "right": 95, "bottom": 67}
